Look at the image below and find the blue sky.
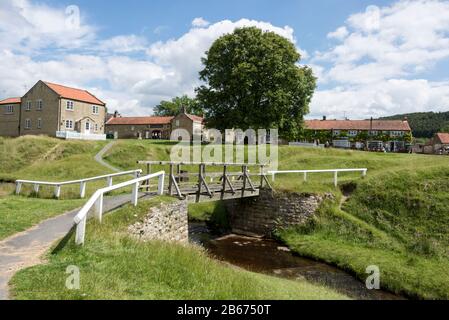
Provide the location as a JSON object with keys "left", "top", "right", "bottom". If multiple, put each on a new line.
{"left": 1, "top": 0, "right": 449, "bottom": 119}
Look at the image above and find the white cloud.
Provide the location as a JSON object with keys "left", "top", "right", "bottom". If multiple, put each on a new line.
{"left": 0, "top": 2, "right": 302, "bottom": 116}
{"left": 310, "top": 79, "right": 449, "bottom": 119}
{"left": 192, "top": 17, "right": 210, "bottom": 28}
{"left": 327, "top": 27, "right": 349, "bottom": 40}
{"left": 0, "top": 0, "right": 94, "bottom": 52}
{"left": 311, "top": 0, "right": 449, "bottom": 118}
{"left": 97, "top": 35, "right": 148, "bottom": 53}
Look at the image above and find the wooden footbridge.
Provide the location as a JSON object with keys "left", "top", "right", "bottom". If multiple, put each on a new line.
{"left": 137, "top": 161, "right": 272, "bottom": 203}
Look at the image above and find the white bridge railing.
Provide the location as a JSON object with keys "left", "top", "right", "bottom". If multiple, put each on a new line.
{"left": 74, "top": 171, "right": 165, "bottom": 245}
{"left": 268, "top": 168, "right": 368, "bottom": 187}
{"left": 15, "top": 170, "right": 142, "bottom": 199}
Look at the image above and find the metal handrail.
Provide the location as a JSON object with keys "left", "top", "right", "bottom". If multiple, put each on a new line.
{"left": 74, "top": 171, "right": 165, "bottom": 245}
{"left": 15, "top": 170, "right": 142, "bottom": 198}
{"left": 268, "top": 168, "right": 368, "bottom": 187}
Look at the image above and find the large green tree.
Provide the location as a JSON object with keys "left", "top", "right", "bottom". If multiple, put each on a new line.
{"left": 196, "top": 27, "right": 316, "bottom": 139}
{"left": 154, "top": 95, "right": 203, "bottom": 116}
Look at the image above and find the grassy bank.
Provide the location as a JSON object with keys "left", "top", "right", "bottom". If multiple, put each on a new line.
{"left": 0, "top": 136, "right": 116, "bottom": 240}
{"left": 10, "top": 198, "right": 349, "bottom": 300}
{"left": 278, "top": 167, "right": 449, "bottom": 299}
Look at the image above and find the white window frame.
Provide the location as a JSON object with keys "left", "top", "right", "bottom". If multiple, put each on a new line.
{"left": 37, "top": 118, "right": 42, "bottom": 129}
{"left": 36, "top": 100, "right": 43, "bottom": 111}
{"left": 66, "top": 101, "right": 74, "bottom": 111}
{"left": 369, "top": 130, "right": 378, "bottom": 136}
{"left": 348, "top": 130, "right": 358, "bottom": 137}
{"left": 5, "top": 105, "right": 14, "bottom": 114}
{"left": 95, "top": 123, "right": 98, "bottom": 131}
{"left": 25, "top": 101, "right": 32, "bottom": 111}
{"left": 65, "top": 120, "right": 73, "bottom": 130}
{"left": 85, "top": 121, "right": 90, "bottom": 131}
{"left": 92, "top": 105, "right": 99, "bottom": 115}
{"left": 25, "top": 119, "right": 31, "bottom": 129}
{"left": 333, "top": 130, "right": 340, "bottom": 136}
{"left": 175, "top": 120, "right": 180, "bottom": 127}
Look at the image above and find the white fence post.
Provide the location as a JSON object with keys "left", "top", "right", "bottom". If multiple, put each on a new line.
{"left": 15, "top": 182, "right": 22, "bottom": 195}
{"left": 334, "top": 171, "right": 338, "bottom": 187}
{"left": 54, "top": 185, "right": 61, "bottom": 199}
{"left": 132, "top": 182, "right": 139, "bottom": 206}
{"left": 107, "top": 176, "right": 113, "bottom": 187}
{"left": 272, "top": 173, "right": 275, "bottom": 182}
{"left": 75, "top": 215, "right": 86, "bottom": 245}
{"left": 158, "top": 173, "right": 165, "bottom": 195}
{"left": 95, "top": 193, "right": 104, "bottom": 222}
{"left": 362, "top": 169, "right": 367, "bottom": 178}
{"left": 33, "top": 184, "right": 40, "bottom": 194}
{"left": 80, "top": 182, "right": 86, "bottom": 198}
{"left": 304, "top": 172, "right": 307, "bottom": 182}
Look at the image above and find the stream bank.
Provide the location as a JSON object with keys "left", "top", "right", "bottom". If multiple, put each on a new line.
{"left": 189, "top": 222, "right": 404, "bottom": 300}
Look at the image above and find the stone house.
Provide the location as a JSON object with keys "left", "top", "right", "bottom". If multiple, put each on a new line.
{"left": 105, "top": 108, "right": 205, "bottom": 141}
{"left": 105, "top": 116, "right": 173, "bottom": 139}
{"left": 171, "top": 110, "right": 205, "bottom": 141}
{"left": 303, "top": 118, "right": 412, "bottom": 152}
{"left": 416, "top": 133, "right": 449, "bottom": 155}
{"left": 0, "top": 97, "right": 22, "bottom": 137}
{"left": 0, "top": 80, "right": 106, "bottom": 139}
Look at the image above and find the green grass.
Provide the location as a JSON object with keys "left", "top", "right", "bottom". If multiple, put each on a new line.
{"left": 10, "top": 198, "right": 349, "bottom": 300}
{"left": 278, "top": 167, "right": 449, "bottom": 299}
{"left": 0, "top": 196, "right": 85, "bottom": 240}
{"left": 0, "top": 136, "right": 124, "bottom": 241}
{"left": 5, "top": 137, "right": 449, "bottom": 299}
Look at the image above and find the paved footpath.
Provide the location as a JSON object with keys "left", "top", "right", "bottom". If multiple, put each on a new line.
{"left": 94, "top": 141, "right": 120, "bottom": 172}
{"left": 0, "top": 194, "right": 138, "bottom": 300}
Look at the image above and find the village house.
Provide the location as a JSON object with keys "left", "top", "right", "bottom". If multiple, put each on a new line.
{"left": 0, "top": 80, "right": 107, "bottom": 140}
{"left": 105, "top": 115, "right": 173, "bottom": 139}
{"left": 413, "top": 133, "right": 449, "bottom": 155}
{"left": 0, "top": 97, "right": 22, "bottom": 137}
{"left": 303, "top": 117, "right": 412, "bottom": 152}
{"left": 105, "top": 107, "right": 205, "bottom": 140}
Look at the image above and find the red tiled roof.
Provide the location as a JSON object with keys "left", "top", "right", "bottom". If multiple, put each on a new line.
{"left": 435, "top": 133, "right": 449, "bottom": 144}
{"left": 44, "top": 82, "right": 105, "bottom": 106}
{"left": 106, "top": 116, "right": 174, "bottom": 125}
{"left": 185, "top": 113, "right": 204, "bottom": 123}
{"left": 305, "top": 120, "right": 411, "bottom": 131}
{"left": 0, "top": 97, "right": 21, "bottom": 105}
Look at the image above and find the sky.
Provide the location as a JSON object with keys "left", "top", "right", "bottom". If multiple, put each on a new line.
{"left": 1, "top": 0, "right": 449, "bottom": 119}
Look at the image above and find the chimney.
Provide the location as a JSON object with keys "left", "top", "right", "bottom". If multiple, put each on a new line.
{"left": 114, "top": 110, "right": 118, "bottom": 118}
{"left": 403, "top": 116, "right": 408, "bottom": 122}
{"left": 370, "top": 117, "right": 373, "bottom": 130}
{"left": 322, "top": 116, "right": 327, "bottom": 121}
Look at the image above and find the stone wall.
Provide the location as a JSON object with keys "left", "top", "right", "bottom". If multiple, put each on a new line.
{"left": 128, "top": 200, "right": 188, "bottom": 243}
{"left": 225, "top": 189, "right": 332, "bottom": 237}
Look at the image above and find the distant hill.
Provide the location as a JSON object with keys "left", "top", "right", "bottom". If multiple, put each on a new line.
{"left": 380, "top": 111, "right": 449, "bottom": 138}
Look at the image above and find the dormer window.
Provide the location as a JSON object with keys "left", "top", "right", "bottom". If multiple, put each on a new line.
{"left": 66, "top": 101, "right": 74, "bottom": 111}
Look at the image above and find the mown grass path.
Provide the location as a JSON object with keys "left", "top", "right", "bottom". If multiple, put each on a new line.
{"left": 0, "top": 194, "right": 140, "bottom": 300}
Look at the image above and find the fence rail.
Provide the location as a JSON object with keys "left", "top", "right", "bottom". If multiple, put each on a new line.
{"left": 268, "top": 168, "right": 368, "bottom": 187}
{"left": 15, "top": 170, "right": 142, "bottom": 199}
{"left": 74, "top": 171, "right": 165, "bottom": 245}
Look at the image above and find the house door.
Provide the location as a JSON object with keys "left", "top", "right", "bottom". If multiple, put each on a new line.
{"left": 85, "top": 121, "right": 91, "bottom": 134}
